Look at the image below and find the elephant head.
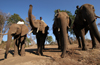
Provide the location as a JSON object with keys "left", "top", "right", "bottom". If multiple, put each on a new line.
{"left": 5, "top": 24, "right": 29, "bottom": 58}
{"left": 77, "top": 4, "right": 100, "bottom": 43}
{"left": 8, "top": 24, "right": 29, "bottom": 36}
{"left": 28, "top": 5, "right": 49, "bottom": 34}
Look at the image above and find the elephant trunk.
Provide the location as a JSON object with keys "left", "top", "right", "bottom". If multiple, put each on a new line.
{"left": 60, "top": 18, "right": 68, "bottom": 58}
{"left": 28, "top": 5, "right": 37, "bottom": 28}
{"left": 5, "top": 31, "right": 12, "bottom": 58}
{"left": 90, "top": 21, "right": 100, "bottom": 42}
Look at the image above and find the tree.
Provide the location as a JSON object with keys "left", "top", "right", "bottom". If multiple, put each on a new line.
{"left": 0, "top": 11, "right": 10, "bottom": 44}
{"left": 7, "top": 13, "right": 24, "bottom": 25}
{"left": 25, "top": 37, "right": 31, "bottom": 47}
{"left": 46, "top": 36, "right": 53, "bottom": 44}
{"left": 54, "top": 9, "right": 75, "bottom": 35}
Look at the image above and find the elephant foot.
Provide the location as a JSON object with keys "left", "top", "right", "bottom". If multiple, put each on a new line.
{"left": 58, "top": 47, "right": 61, "bottom": 49}
{"left": 42, "top": 48, "right": 45, "bottom": 50}
{"left": 92, "top": 46, "right": 99, "bottom": 49}
{"left": 40, "top": 53, "right": 43, "bottom": 56}
{"left": 14, "top": 54, "right": 19, "bottom": 57}
{"left": 78, "top": 46, "right": 81, "bottom": 48}
{"left": 38, "top": 53, "right": 43, "bottom": 56}
{"left": 61, "top": 54, "right": 65, "bottom": 58}
{"left": 36, "top": 51, "right": 43, "bottom": 56}
{"left": 82, "top": 47, "right": 88, "bottom": 51}
{"left": 21, "top": 53, "right": 25, "bottom": 56}
{"left": 36, "top": 51, "right": 40, "bottom": 55}
{"left": 38, "top": 53, "right": 41, "bottom": 56}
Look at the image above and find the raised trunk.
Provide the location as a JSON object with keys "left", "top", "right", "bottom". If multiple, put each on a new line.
{"left": 28, "top": 5, "right": 37, "bottom": 28}
{"left": 5, "top": 31, "right": 12, "bottom": 58}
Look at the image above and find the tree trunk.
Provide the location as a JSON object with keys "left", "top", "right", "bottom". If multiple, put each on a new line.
{"left": 0, "top": 30, "right": 3, "bottom": 44}
{"left": 0, "top": 36, "right": 3, "bottom": 44}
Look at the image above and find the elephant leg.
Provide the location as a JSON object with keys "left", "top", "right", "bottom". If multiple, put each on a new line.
{"left": 40, "top": 36, "right": 44, "bottom": 55}
{"left": 60, "top": 34, "right": 64, "bottom": 51}
{"left": 42, "top": 42, "right": 45, "bottom": 50}
{"left": 14, "top": 39, "right": 19, "bottom": 56}
{"left": 36, "top": 34, "right": 41, "bottom": 55}
{"left": 76, "top": 35, "right": 81, "bottom": 48}
{"left": 89, "top": 30, "right": 98, "bottom": 49}
{"left": 56, "top": 32, "right": 61, "bottom": 49}
{"left": 42, "top": 34, "right": 47, "bottom": 50}
{"left": 57, "top": 37, "right": 61, "bottom": 49}
{"left": 20, "top": 36, "right": 26, "bottom": 56}
{"left": 80, "top": 30, "right": 87, "bottom": 50}
{"left": 5, "top": 34, "right": 12, "bottom": 59}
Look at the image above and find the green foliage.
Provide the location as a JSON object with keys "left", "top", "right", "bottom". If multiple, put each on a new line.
{"left": 26, "top": 37, "right": 31, "bottom": 43}
{"left": 46, "top": 36, "right": 53, "bottom": 44}
{"left": 7, "top": 13, "right": 24, "bottom": 25}
{"left": 54, "top": 9, "right": 75, "bottom": 35}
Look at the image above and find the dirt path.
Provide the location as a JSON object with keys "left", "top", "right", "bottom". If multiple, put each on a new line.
{"left": 0, "top": 44, "right": 100, "bottom": 65}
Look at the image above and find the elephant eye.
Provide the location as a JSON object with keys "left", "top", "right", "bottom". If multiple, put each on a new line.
{"left": 17, "top": 28, "right": 19, "bottom": 29}
{"left": 93, "top": 7, "right": 94, "bottom": 9}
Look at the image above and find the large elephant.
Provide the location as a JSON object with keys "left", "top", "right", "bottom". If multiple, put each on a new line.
{"left": 53, "top": 10, "right": 71, "bottom": 58}
{"left": 53, "top": 17, "right": 72, "bottom": 49}
{"left": 28, "top": 5, "right": 49, "bottom": 55}
{"left": 5, "top": 24, "right": 29, "bottom": 59}
{"left": 73, "top": 4, "right": 100, "bottom": 50}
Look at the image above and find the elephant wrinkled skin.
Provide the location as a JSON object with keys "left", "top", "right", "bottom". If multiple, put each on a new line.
{"left": 28, "top": 5, "right": 49, "bottom": 55}
{"left": 73, "top": 4, "right": 100, "bottom": 50}
{"left": 5, "top": 24, "right": 29, "bottom": 59}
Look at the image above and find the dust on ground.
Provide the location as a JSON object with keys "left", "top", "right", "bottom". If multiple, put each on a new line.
{"left": 0, "top": 43, "right": 100, "bottom": 65}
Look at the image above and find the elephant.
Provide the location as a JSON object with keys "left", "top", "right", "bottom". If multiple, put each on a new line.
{"left": 73, "top": 4, "right": 100, "bottom": 50}
{"left": 5, "top": 24, "right": 29, "bottom": 59}
{"left": 53, "top": 10, "right": 71, "bottom": 58}
{"left": 53, "top": 17, "right": 72, "bottom": 49}
{"left": 28, "top": 5, "right": 49, "bottom": 55}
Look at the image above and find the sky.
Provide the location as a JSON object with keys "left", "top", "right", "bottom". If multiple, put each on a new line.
{"left": 0, "top": 0, "right": 100, "bottom": 41}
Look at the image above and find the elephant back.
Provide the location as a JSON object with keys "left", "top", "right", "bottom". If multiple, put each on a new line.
{"left": 18, "top": 24, "right": 29, "bottom": 36}
{"left": 58, "top": 12, "right": 70, "bottom": 28}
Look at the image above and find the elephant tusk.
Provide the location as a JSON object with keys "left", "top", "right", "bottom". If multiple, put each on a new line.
{"left": 28, "top": 30, "right": 33, "bottom": 34}
{"left": 84, "top": 19, "right": 86, "bottom": 21}
{"left": 58, "top": 28, "right": 60, "bottom": 31}
{"left": 37, "top": 28, "right": 39, "bottom": 33}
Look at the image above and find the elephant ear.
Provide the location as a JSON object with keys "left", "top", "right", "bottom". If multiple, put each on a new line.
{"left": 21, "top": 24, "right": 29, "bottom": 36}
